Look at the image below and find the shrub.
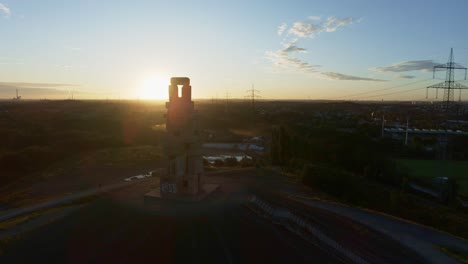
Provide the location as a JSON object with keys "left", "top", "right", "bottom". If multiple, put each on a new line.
{"left": 302, "top": 164, "right": 363, "bottom": 203}
{"left": 213, "top": 159, "right": 224, "bottom": 167}
{"left": 224, "top": 157, "right": 239, "bottom": 167}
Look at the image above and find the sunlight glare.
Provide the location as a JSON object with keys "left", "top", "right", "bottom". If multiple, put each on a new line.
{"left": 140, "top": 74, "right": 169, "bottom": 100}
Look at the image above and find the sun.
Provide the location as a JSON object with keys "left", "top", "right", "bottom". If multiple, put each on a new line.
{"left": 140, "top": 74, "right": 169, "bottom": 100}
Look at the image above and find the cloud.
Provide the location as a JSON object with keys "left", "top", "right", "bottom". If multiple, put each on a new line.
{"left": 322, "top": 17, "right": 355, "bottom": 32}
{"left": 266, "top": 49, "right": 319, "bottom": 73}
{"left": 266, "top": 15, "right": 370, "bottom": 81}
{"left": 288, "top": 22, "right": 319, "bottom": 38}
{"left": 288, "top": 16, "right": 356, "bottom": 38}
{"left": 266, "top": 39, "right": 318, "bottom": 72}
{"left": 277, "top": 23, "right": 287, "bottom": 36}
{"left": 397, "top": 74, "right": 416, "bottom": 79}
{"left": 308, "top": 16, "right": 321, "bottom": 20}
{"left": 65, "top": 46, "right": 83, "bottom": 52}
{"left": 321, "top": 72, "right": 386, "bottom": 81}
{"left": 0, "top": 82, "right": 81, "bottom": 99}
{"left": 372, "top": 60, "right": 438, "bottom": 73}
{"left": 282, "top": 43, "right": 307, "bottom": 53}
{"left": 0, "top": 57, "right": 23, "bottom": 65}
{"left": 0, "top": 3, "right": 11, "bottom": 18}
{"left": 0, "top": 82, "right": 78, "bottom": 88}
{"left": 0, "top": 86, "right": 78, "bottom": 99}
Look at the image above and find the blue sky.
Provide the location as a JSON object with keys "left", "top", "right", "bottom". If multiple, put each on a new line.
{"left": 1, "top": 0, "right": 468, "bottom": 100}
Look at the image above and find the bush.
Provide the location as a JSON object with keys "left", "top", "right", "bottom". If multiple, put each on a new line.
{"left": 303, "top": 166, "right": 468, "bottom": 239}
{"left": 224, "top": 157, "right": 239, "bottom": 167}
{"left": 0, "top": 146, "right": 63, "bottom": 184}
{"left": 302, "top": 164, "right": 363, "bottom": 203}
{"left": 240, "top": 157, "right": 253, "bottom": 167}
{"left": 213, "top": 159, "right": 224, "bottom": 167}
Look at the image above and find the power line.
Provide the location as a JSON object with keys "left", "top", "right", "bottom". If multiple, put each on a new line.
{"left": 331, "top": 78, "right": 434, "bottom": 100}
{"left": 359, "top": 86, "right": 427, "bottom": 100}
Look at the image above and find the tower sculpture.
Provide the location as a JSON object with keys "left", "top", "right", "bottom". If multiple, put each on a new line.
{"left": 160, "top": 77, "right": 204, "bottom": 197}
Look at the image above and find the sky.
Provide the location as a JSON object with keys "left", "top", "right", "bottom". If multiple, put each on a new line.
{"left": 1, "top": 0, "right": 468, "bottom": 100}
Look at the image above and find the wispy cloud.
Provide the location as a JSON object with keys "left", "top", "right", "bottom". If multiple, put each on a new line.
{"left": 266, "top": 37, "right": 319, "bottom": 73}
{"left": 322, "top": 17, "right": 355, "bottom": 32}
{"left": 282, "top": 41, "right": 307, "bottom": 53}
{"left": 0, "top": 82, "right": 82, "bottom": 99}
{"left": 266, "top": 49, "right": 319, "bottom": 73}
{"left": 64, "top": 45, "right": 83, "bottom": 52}
{"left": 397, "top": 74, "right": 416, "bottom": 79}
{"left": 287, "top": 16, "right": 356, "bottom": 38}
{"left": 372, "top": 60, "right": 438, "bottom": 73}
{"left": 321, "top": 72, "right": 386, "bottom": 82}
{"left": 0, "top": 57, "right": 24, "bottom": 65}
{"left": 308, "top": 16, "right": 321, "bottom": 20}
{"left": 0, "top": 82, "right": 79, "bottom": 88}
{"left": 288, "top": 22, "right": 320, "bottom": 38}
{"left": 277, "top": 23, "right": 287, "bottom": 36}
{"left": 267, "top": 15, "right": 376, "bottom": 81}
{"left": 0, "top": 3, "right": 11, "bottom": 18}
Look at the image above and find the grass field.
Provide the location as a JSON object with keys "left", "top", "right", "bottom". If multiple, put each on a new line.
{"left": 397, "top": 159, "right": 468, "bottom": 196}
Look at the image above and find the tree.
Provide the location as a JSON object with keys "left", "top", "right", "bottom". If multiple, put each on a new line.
{"left": 271, "top": 125, "right": 290, "bottom": 165}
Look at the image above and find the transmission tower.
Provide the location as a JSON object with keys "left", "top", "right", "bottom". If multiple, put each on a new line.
{"left": 426, "top": 48, "right": 467, "bottom": 110}
{"left": 13, "top": 89, "right": 21, "bottom": 101}
{"left": 225, "top": 91, "right": 229, "bottom": 113}
{"left": 245, "top": 84, "right": 261, "bottom": 112}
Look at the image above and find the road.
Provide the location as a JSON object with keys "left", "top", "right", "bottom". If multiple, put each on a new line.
{"left": 0, "top": 178, "right": 145, "bottom": 223}
{"left": 0, "top": 190, "right": 340, "bottom": 263}
{"left": 0, "top": 168, "right": 427, "bottom": 263}
{"left": 295, "top": 198, "right": 468, "bottom": 264}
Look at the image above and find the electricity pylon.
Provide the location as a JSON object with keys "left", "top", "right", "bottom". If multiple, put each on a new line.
{"left": 427, "top": 48, "right": 467, "bottom": 110}
{"left": 245, "top": 84, "right": 261, "bottom": 113}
